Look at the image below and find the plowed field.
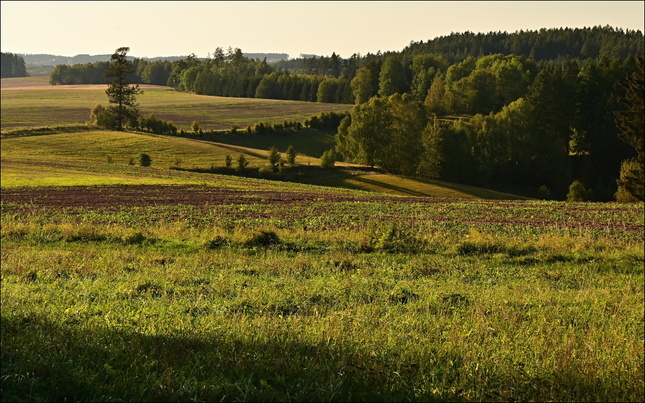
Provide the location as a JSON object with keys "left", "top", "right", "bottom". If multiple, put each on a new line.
{"left": 2, "top": 185, "right": 642, "bottom": 236}
{"left": 0, "top": 184, "right": 406, "bottom": 208}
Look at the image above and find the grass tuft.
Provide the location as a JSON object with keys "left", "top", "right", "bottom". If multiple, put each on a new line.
{"left": 244, "top": 230, "right": 281, "bottom": 248}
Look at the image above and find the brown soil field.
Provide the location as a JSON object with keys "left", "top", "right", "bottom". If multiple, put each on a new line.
{"left": 1, "top": 76, "right": 172, "bottom": 93}
{"left": 1, "top": 84, "right": 172, "bottom": 93}
{"left": 0, "top": 184, "right": 414, "bottom": 209}
{"left": 2, "top": 185, "right": 642, "bottom": 234}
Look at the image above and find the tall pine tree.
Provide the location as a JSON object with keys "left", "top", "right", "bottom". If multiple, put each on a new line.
{"left": 105, "top": 47, "right": 141, "bottom": 131}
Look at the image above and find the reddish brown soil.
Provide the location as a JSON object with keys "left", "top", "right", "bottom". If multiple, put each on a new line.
{"left": 1, "top": 185, "right": 642, "bottom": 234}
{"left": 1, "top": 81, "right": 172, "bottom": 93}
{"left": 0, "top": 184, "right": 429, "bottom": 209}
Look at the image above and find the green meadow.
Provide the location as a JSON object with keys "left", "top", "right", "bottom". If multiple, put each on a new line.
{"left": 1, "top": 77, "right": 643, "bottom": 402}
{"left": 1, "top": 76, "right": 352, "bottom": 132}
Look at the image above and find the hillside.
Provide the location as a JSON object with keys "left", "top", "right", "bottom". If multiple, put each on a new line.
{"left": 0, "top": 128, "right": 527, "bottom": 200}
{"left": 21, "top": 52, "right": 290, "bottom": 66}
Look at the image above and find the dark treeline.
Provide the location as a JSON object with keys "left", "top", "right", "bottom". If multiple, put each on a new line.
{"left": 337, "top": 56, "right": 641, "bottom": 201}
{"left": 1, "top": 52, "right": 27, "bottom": 78}
{"left": 50, "top": 27, "right": 643, "bottom": 104}
{"left": 402, "top": 26, "right": 644, "bottom": 64}
{"left": 49, "top": 27, "right": 644, "bottom": 200}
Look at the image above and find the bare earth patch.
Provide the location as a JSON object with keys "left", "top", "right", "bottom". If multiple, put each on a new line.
{"left": 0, "top": 184, "right": 422, "bottom": 208}
{"left": 1, "top": 75, "right": 173, "bottom": 93}
{"left": 1, "top": 84, "right": 173, "bottom": 93}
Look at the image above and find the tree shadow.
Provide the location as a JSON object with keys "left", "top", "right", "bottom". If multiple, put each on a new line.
{"left": 2, "top": 314, "right": 464, "bottom": 402}
{"left": 3, "top": 312, "right": 626, "bottom": 402}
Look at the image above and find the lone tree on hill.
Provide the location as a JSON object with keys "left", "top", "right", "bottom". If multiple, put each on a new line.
{"left": 105, "top": 47, "right": 141, "bottom": 131}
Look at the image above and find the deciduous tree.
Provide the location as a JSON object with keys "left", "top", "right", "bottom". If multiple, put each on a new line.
{"left": 350, "top": 67, "right": 374, "bottom": 104}
{"left": 378, "top": 55, "right": 406, "bottom": 97}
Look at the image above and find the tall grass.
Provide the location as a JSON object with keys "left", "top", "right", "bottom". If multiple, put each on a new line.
{"left": 2, "top": 198, "right": 643, "bottom": 402}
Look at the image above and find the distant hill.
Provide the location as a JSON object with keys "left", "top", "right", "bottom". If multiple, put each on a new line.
{"left": 22, "top": 54, "right": 114, "bottom": 65}
{"left": 21, "top": 52, "right": 290, "bottom": 66}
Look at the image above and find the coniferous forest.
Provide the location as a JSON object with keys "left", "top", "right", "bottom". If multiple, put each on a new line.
{"left": 0, "top": 52, "right": 27, "bottom": 78}
{"left": 45, "top": 26, "right": 644, "bottom": 200}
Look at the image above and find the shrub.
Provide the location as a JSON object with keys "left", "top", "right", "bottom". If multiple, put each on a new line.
{"left": 567, "top": 180, "right": 593, "bottom": 202}
{"left": 236, "top": 154, "right": 249, "bottom": 172}
{"left": 244, "top": 230, "right": 281, "bottom": 248}
{"left": 225, "top": 155, "right": 233, "bottom": 169}
{"left": 268, "top": 146, "right": 281, "bottom": 171}
{"left": 139, "top": 153, "right": 152, "bottom": 167}
{"left": 89, "top": 104, "right": 119, "bottom": 129}
{"left": 538, "top": 185, "right": 551, "bottom": 199}
{"left": 615, "top": 158, "right": 644, "bottom": 202}
{"left": 374, "top": 224, "right": 424, "bottom": 253}
{"left": 286, "top": 145, "right": 297, "bottom": 166}
{"left": 253, "top": 122, "right": 274, "bottom": 135}
{"left": 191, "top": 121, "right": 201, "bottom": 134}
{"left": 305, "top": 111, "right": 350, "bottom": 130}
{"left": 320, "top": 149, "right": 336, "bottom": 168}
{"left": 140, "top": 114, "right": 177, "bottom": 135}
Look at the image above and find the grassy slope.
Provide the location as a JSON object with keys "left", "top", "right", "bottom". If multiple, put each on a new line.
{"left": 1, "top": 130, "right": 527, "bottom": 199}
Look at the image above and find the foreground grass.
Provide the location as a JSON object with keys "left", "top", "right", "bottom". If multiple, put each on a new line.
{"left": 1, "top": 189, "right": 643, "bottom": 402}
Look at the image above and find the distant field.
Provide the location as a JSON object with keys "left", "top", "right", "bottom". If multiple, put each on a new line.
{"left": 1, "top": 76, "right": 353, "bottom": 131}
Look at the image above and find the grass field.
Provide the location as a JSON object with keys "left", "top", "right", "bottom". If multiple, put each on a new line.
{"left": 1, "top": 76, "right": 643, "bottom": 402}
{"left": 1, "top": 76, "right": 353, "bottom": 131}
{"left": 2, "top": 183, "right": 643, "bottom": 402}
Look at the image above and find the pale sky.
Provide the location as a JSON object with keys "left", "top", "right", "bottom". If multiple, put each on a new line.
{"left": 1, "top": 1, "right": 643, "bottom": 59}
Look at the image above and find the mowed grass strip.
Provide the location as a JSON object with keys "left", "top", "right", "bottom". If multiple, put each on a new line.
{"left": 1, "top": 76, "right": 352, "bottom": 131}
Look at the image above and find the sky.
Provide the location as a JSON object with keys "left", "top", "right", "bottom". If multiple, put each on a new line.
{"left": 1, "top": 1, "right": 644, "bottom": 59}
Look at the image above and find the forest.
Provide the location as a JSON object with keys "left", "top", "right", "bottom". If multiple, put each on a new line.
{"left": 46, "top": 26, "right": 644, "bottom": 201}
{"left": 0, "top": 52, "right": 27, "bottom": 78}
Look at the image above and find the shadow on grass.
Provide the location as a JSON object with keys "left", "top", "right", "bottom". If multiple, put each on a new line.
{"left": 409, "top": 177, "right": 532, "bottom": 200}
{"left": 198, "top": 128, "right": 337, "bottom": 159}
{"left": 347, "top": 176, "right": 433, "bottom": 198}
{"left": 2, "top": 314, "right": 463, "bottom": 402}
{"left": 1, "top": 125, "right": 97, "bottom": 139}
